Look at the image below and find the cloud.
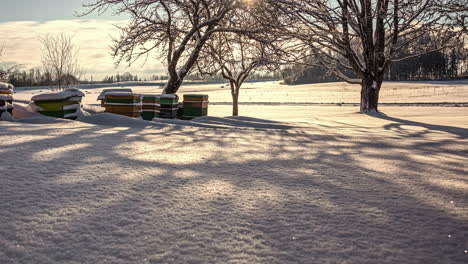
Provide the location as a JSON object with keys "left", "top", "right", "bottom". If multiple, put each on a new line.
{"left": 0, "top": 19, "right": 166, "bottom": 79}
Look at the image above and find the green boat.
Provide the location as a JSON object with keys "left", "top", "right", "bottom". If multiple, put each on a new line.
{"left": 34, "top": 101, "right": 80, "bottom": 112}
{"left": 39, "top": 108, "right": 78, "bottom": 119}
{"left": 31, "top": 88, "right": 84, "bottom": 120}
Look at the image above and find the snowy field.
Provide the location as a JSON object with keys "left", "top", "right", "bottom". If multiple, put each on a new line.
{"left": 1, "top": 81, "right": 468, "bottom": 263}
{"left": 12, "top": 79, "right": 468, "bottom": 108}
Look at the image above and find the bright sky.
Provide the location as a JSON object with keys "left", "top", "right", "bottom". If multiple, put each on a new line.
{"left": 0, "top": 0, "right": 165, "bottom": 80}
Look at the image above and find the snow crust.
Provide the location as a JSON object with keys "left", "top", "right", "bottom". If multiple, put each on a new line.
{"left": 13, "top": 115, "right": 73, "bottom": 124}
{"left": 12, "top": 103, "right": 42, "bottom": 119}
{"left": 0, "top": 111, "right": 14, "bottom": 121}
{"left": 1, "top": 106, "right": 467, "bottom": 264}
{"left": 77, "top": 113, "right": 156, "bottom": 128}
{"left": 27, "top": 102, "right": 44, "bottom": 112}
{"left": 1, "top": 81, "right": 467, "bottom": 264}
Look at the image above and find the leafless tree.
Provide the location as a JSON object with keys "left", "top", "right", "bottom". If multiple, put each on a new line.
{"left": 264, "top": 0, "right": 467, "bottom": 112}
{"left": 0, "top": 45, "right": 20, "bottom": 82}
{"left": 0, "top": 45, "right": 8, "bottom": 81}
{"left": 81, "top": 0, "right": 264, "bottom": 94}
{"left": 196, "top": 31, "right": 275, "bottom": 116}
{"left": 40, "top": 33, "right": 82, "bottom": 90}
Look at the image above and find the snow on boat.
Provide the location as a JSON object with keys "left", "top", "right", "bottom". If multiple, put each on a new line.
{"left": 0, "top": 82, "right": 14, "bottom": 117}
{"left": 30, "top": 88, "right": 85, "bottom": 120}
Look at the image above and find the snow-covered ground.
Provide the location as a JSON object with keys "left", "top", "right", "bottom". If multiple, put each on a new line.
{"left": 1, "top": 81, "right": 468, "bottom": 263}
{"left": 12, "top": 79, "right": 468, "bottom": 107}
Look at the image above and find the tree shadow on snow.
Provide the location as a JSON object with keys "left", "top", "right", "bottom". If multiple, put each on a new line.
{"left": 0, "top": 116, "right": 467, "bottom": 264}
{"left": 192, "top": 116, "right": 297, "bottom": 130}
{"left": 366, "top": 111, "right": 468, "bottom": 139}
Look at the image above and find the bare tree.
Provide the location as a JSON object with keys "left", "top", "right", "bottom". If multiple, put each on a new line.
{"left": 0, "top": 45, "right": 20, "bottom": 82}
{"left": 81, "top": 0, "right": 263, "bottom": 94}
{"left": 196, "top": 31, "right": 274, "bottom": 116}
{"left": 40, "top": 33, "right": 82, "bottom": 90}
{"left": 0, "top": 45, "right": 8, "bottom": 82}
{"left": 265, "top": 0, "right": 467, "bottom": 112}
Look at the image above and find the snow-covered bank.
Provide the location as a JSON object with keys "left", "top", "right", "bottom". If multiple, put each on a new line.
{"left": 1, "top": 106, "right": 467, "bottom": 263}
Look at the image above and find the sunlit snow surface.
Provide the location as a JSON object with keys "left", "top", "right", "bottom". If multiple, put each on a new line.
{"left": 1, "top": 81, "right": 467, "bottom": 263}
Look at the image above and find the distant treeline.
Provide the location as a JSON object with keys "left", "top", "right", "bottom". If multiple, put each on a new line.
{"left": 7, "top": 69, "right": 81, "bottom": 88}
{"left": 6, "top": 70, "right": 147, "bottom": 88}
{"left": 6, "top": 69, "right": 282, "bottom": 88}
{"left": 185, "top": 72, "right": 282, "bottom": 82}
{"left": 283, "top": 39, "right": 467, "bottom": 85}
{"left": 101, "top": 72, "right": 144, "bottom": 83}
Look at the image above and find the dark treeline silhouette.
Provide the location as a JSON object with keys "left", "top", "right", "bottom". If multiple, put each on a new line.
{"left": 6, "top": 69, "right": 282, "bottom": 88}
{"left": 185, "top": 72, "right": 282, "bottom": 82}
{"left": 7, "top": 68, "right": 80, "bottom": 88}
{"left": 102, "top": 72, "right": 142, "bottom": 83}
{"left": 284, "top": 45, "right": 467, "bottom": 85}
{"left": 7, "top": 70, "right": 146, "bottom": 87}
{"left": 386, "top": 50, "right": 466, "bottom": 82}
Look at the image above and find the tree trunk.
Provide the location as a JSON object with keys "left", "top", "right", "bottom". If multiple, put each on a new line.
{"left": 231, "top": 83, "right": 239, "bottom": 116}
{"left": 360, "top": 78, "right": 381, "bottom": 113}
{"left": 163, "top": 76, "right": 182, "bottom": 94}
{"left": 232, "top": 93, "right": 239, "bottom": 116}
{"left": 163, "top": 28, "right": 215, "bottom": 95}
